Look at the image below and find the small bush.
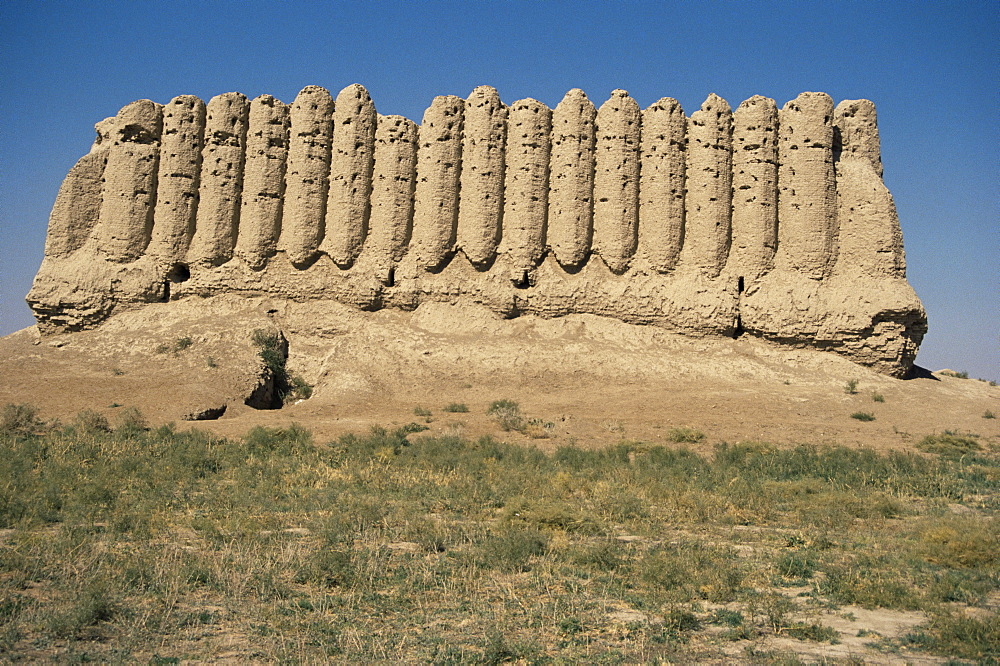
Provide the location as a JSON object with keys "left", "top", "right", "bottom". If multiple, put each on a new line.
{"left": 844, "top": 379, "right": 859, "bottom": 394}
{"left": 74, "top": 409, "right": 111, "bottom": 434}
{"left": 443, "top": 403, "right": 469, "bottom": 413}
{"left": 940, "top": 370, "right": 969, "bottom": 379}
{"left": 850, "top": 412, "right": 876, "bottom": 422}
{"left": 917, "top": 431, "right": 981, "bottom": 457}
{"left": 1, "top": 403, "right": 43, "bottom": 436}
{"left": 115, "top": 407, "right": 148, "bottom": 436}
{"left": 871, "top": 392, "right": 885, "bottom": 403}
{"left": 984, "top": 410, "right": 995, "bottom": 419}
{"left": 488, "top": 399, "right": 524, "bottom": 432}
{"left": 413, "top": 407, "right": 432, "bottom": 422}
{"left": 666, "top": 427, "right": 705, "bottom": 443}
{"left": 174, "top": 336, "right": 193, "bottom": 352}
{"left": 785, "top": 622, "right": 840, "bottom": 643}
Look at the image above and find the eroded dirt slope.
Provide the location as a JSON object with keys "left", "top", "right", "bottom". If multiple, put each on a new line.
{"left": 1, "top": 295, "right": 996, "bottom": 452}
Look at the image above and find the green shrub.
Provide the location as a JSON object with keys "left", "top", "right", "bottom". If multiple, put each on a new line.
{"left": 917, "top": 431, "right": 981, "bottom": 458}
{"left": 984, "top": 410, "right": 995, "bottom": 419}
{"left": 940, "top": 370, "right": 969, "bottom": 379}
{"left": 1, "top": 403, "right": 42, "bottom": 436}
{"left": 115, "top": 407, "right": 147, "bottom": 436}
{"left": 443, "top": 403, "right": 469, "bottom": 413}
{"left": 74, "top": 409, "right": 111, "bottom": 434}
{"left": 666, "top": 427, "right": 705, "bottom": 443}
{"left": 487, "top": 399, "right": 524, "bottom": 432}
{"left": 850, "top": 412, "right": 876, "bottom": 422}
{"left": 871, "top": 392, "right": 885, "bottom": 403}
{"left": 843, "top": 379, "right": 859, "bottom": 394}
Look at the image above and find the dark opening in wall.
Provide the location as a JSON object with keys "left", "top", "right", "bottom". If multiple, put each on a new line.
{"left": 737, "top": 276, "right": 745, "bottom": 294}
{"left": 513, "top": 271, "right": 530, "bottom": 289}
{"left": 166, "top": 263, "right": 191, "bottom": 283}
{"left": 386, "top": 267, "right": 395, "bottom": 287}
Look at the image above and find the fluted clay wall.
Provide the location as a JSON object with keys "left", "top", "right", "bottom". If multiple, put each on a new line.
{"left": 28, "top": 85, "right": 927, "bottom": 376}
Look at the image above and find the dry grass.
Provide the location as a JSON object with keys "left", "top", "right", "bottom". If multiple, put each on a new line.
{"left": 0, "top": 407, "right": 998, "bottom": 662}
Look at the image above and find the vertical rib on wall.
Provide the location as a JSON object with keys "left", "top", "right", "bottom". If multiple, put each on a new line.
{"left": 188, "top": 93, "right": 249, "bottom": 266}
{"left": 323, "top": 84, "right": 376, "bottom": 267}
{"left": 638, "top": 98, "right": 685, "bottom": 274}
{"left": 776, "top": 92, "right": 837, "bottom": 278}
{"left": 93, "top": 100, "right": 162, "bottom": 262}
{"left": 593, "top": 90, "right": 640, "bottom": 273}
{"left": 682, "top": 94, "right": 732, "bottom": 277}
{"left": 366, "top": 114, "right": 418, "bottom": 281}
{"left": 280, "top": 86, "right": 334, "bottom": 267}
{"left": 148, "top": 95, "right": 205, "bottom": 265}
{"left": 411, "top": 95, "right": 464, "bottom": 270}
{"left": 548, "top": 89, "right": 596, "bottom": 268}
{"left": 457, "top": 86, "right": 506, "bottom": 267}
{"left": 833, "top": 99, "right": 904, "bottom": 277}
{"left": 235, "top": 95, "right": 289, "bottom": 269}
{"left": 730, "top": 95, "right": 778, "bottom": 280}
{"left": 500, "top": 98, "right": 551, "bottom": 279}
{"left": 43, "top": 119, "right": 113, "bottom": 259}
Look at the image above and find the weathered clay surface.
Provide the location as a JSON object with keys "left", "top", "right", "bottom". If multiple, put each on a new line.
{"left": 148, "top": 95, "right": 205, "bottom": 266}
{"left": 279, "top": 86, "right": 334, "bottom": 267}
{"left": 593, "top": 90, "right": 640, "bottom": 273}
{"left": 499, "top": 98, "right": 551, "bottom": 282}
{"left": 457, "top": 86, "right": 506, "bottom": 267}
{"left": 638, "top": 97, "right": 685, "bottom": 274}
{"left": 235, "top": 95, "right": 289, "bottom": 270}
{"left": 188, "top": 93, "right": 249, "bottom": 267}
{"left": 548, "top": 89, "right": 596, "bottom": 268}
{"left": 323, "top": 84, "right": 376, "bottom": 267}
{"left": 26, "top": 85, "right": 927, "bottom": 376}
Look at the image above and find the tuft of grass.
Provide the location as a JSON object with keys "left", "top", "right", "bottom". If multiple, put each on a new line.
{"left": 844, "top": 379, "right": 859, "bottom": 395}
{"left": 666, "top": 427, "right": 705, "bottom": 443}
{"left": 871, "top": 392, "right": 885, "bottom": 403}
{"left": 940, "top": 370, "right": 969, "bottom": 379}
{"left": 443, "top": 403, "right": 469, "bottom": 413}
{"left": 784, "top": 622, "right": 840, "bottom": 643}
{"left": 850, "top": 412, "right": 876, "bottom": 422}
{"left": 487, "top": 399, "right": 524, "bottom": 432}
{"left": 206, "top": 356, "right": 218, "bottom": 369}
{"left": 413, "top": 407, "right": 432, "bottom": 423}
{"left": 984, "top": 410, "right": 995, "bottom": 419}
{"left": 917, "top": 431, "right": 981, "bottom": 458}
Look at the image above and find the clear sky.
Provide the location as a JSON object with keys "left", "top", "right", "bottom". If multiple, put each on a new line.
{"left": 1, "top": 0, "right": 997, "bottom": 379}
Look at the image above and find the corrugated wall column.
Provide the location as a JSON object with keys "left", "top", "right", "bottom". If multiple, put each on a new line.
{"left": 548, "top": 89, "right": 596, "bottom": 268}
{"left": 681, "top": 93, "right": 732, "bottom": 277}
{"left": 43, "top": 119, "right": 114, "bottom": 259}
{"left": 775, "top": 92, "right": 837, "bottom": 278}
{"left": 638, "top": 98, "right": 686, "bottom": 273}
{"left": 457, "top": 86, "right": 506, "bottom": 267}
{"left": 148, "top": 95, "right": 205, "bottom": 265}
{"left": 93, "top": 100, "right": 163, "bottom": 262}
{"left": 593, "top": 89, "right": 640, "bottom": 273}
{"left": 279, "top": 85, "right": 334, "bottom": 267}
{"left": 411, "top": 95, "right": 464, "bottom": 270}
{"left": 188, "top": 93, "right": 249, "bottom": 266}
{"left": 730, "top": 95, "right": 778, "bottom": 280}
{"left": 323, "top": 84, "right": 376, "bottom": 267}
{"left": 366, "top": 114, "right": 418, "bottom": 283}
{"left": 833, "top": 99, "right": 905, "bottom": 277}
{"left": 500, "top": 98, "right": 551, "bottom": 280}
{"left": 235, "top": 95, "right": 289, "bottom": 269}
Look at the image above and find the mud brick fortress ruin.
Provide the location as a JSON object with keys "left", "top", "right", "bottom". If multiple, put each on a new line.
{"left": 27, "top": 84, "right": 927, "bottom": 377}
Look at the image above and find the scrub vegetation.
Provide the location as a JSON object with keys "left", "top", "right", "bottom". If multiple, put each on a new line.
{"left": 0, "top": 406, "right": 997, "bottom": 662}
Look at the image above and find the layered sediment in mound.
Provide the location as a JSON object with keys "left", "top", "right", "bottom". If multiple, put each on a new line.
{"left": 27, "top": 85, "right": 926, "bottom": 377}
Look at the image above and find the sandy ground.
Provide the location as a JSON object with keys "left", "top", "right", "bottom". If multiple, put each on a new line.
{"left": 2, "top": 295, "right": 997, "bottom": 454}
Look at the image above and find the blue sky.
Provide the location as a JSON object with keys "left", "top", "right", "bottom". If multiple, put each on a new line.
{"left": 1, "top": 0, "right": 997, "bottom": 378}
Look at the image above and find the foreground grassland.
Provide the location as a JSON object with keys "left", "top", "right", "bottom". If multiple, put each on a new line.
{"left": 0, "top": 410, "right": 998, "bottom": 663}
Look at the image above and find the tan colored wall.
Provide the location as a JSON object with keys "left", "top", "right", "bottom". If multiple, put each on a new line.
{"left": 28, "top": 85, "right": 927, "bottom": 376}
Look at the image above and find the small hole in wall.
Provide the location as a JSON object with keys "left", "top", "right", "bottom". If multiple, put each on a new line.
{"left": 513, "top": 271, "right": 530, "bottom": 289}
{"left": 386, "top": 267, "right": 395, "bottom": 287}
{"left": 737, "top": 276, "right": 745, "bottom": 294}
{"left": 166, "top": 263, "right": 191, "bottom": 282}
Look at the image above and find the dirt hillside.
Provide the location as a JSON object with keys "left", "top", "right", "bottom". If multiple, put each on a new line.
{"left": 2, "top": 295, "right": 996, "bottom": 453}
